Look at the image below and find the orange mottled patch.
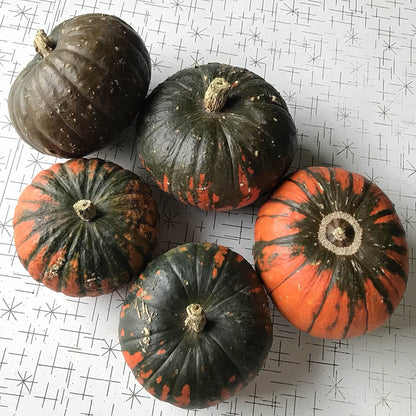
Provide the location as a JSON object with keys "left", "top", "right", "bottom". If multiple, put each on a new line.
{"left": 120, "top": 304, "right": 130, "bottom": 318}
{"left": 234, "top": 383, "right": 245, "bottom": 392}
{"left": 229, "top": 375, "right": 236, "bottom": 383}
{"left": 237, "top": 164, "right": 260, "bottom": 203}
{"left": 196, "top": 174, "right": 211, "bottom": 209}
{"left": 88, "top": 159, "right": 99, "bottom": 180}
{"left": 221, "top": 388, "right": 231, "bottom": 400}
{"left": 214, "top": 245, "right": 228, "bottom": 269}
{"left": 162, "top": 174, "right": 169, "bottom": 192}
{"left": 66, "top": 159, "right": 85, "bottom": 175}
{"left": 334, "top": 167, "right": 352, "bottom": 190}
{"left": 156, "top": 349, "right": 166, "bottom": 355}
{"left": 119, "top": 328, "right": 125, "bottom": 337}
{"left": 140, "top": 369, "right": 153, "bottom": 379}
{"left": 137, "top": 287, "right": 152, "bottom": 301}
{"left": 175, "top": 384, "right": 191, "bottom": 407}
{"left": 160, "top": 384, "right": 170, "bottom": 401}
{"left": 122, "top": 349, "right": 144, "bottom": 369}
{"left": 156, "top": 375, "right": 162, "bottom": 384}
{"left": 212, "top": 268, "right": 218, "bottom": 279}
{"left": 235, "top": 254, "right": 244, "bottom": 263}
{"left": 47, "top": 163, "right": 61, "bottom": 175}
{"left": 17, "top": 184, "right": 56, "bottom": 210}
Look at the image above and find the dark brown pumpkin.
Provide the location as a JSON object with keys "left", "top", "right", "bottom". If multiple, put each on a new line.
{"left": 253, "top": 166, "right": 409, "bottom": 339}
{"left": 13, "top": 158, "right": 159, "bottom": 297}
{"left": 8, "top": 13, "right": 151, "bottom": 158}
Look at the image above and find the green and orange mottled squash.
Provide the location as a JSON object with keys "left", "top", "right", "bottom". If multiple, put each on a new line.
{"left": 8, "top": 13, "right": 151, "bottom": 158}
{"left": 253, "top": 166, "right": 409, "bottom": 339}
{"left": 119, "top": 242, "right": 272, "bottom": 409}
{"left": 136, "top": 62, "right": 296, "bottom": 211}
{"left": 13, "top": 158, "right": 159, "bottom": 297}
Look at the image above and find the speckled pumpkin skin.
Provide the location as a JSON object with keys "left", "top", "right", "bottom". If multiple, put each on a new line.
{"left": 13, "top": 158, "right": 159, "bottom": 297}
{"left": 119, "top": 242, "right": 273, "bottom": 409}
{"left": 8, "top": 13, "right": 151, "bottom": 158}
{"left": 253, "top": 166, "right": 409, "bottom": 339}
{"left": 136, "top": 62, "right": 297, "bottom": 211}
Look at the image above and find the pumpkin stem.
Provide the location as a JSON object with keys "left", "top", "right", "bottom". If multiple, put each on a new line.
{"left": 34, "top": 29, "right": 55, "bottom": 58}
{"left": 318, "top": 211, "right": 362, "bottom": 256}
{"left": 185, "top": 303, "right": 206, "bottom": 332}
{"left": 204, "top": 77, "right": 231, "bottom": 112}
{"left": 73, "top": 199, "right": 98, "bottom": 222}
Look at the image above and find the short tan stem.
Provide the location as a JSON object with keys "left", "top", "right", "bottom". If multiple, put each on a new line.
{"left": 204, "top": 77, "right": 231, "bottom": 112}
{"left": 73, "top": 199, "right": 97, "bottom": 222}
{"left": 185, "top": 303, "right": 206, "bottom": 332}
{"left": 34, "top": 29, "right": 54, "bottom": 58}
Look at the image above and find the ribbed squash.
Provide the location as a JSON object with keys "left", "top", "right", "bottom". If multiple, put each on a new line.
{"left": 119, "top": 242, "right": 272, "bottom": 408}
{"left": 137, "top": 62, "right": 296, "bottom": 211}
{"left": 253, "top": 166, "right": 408, "bottom": 339}
{"left": 13, "top": 158, "right": 159, "bottom": 297}
{"left": 8, "top": 13, "right": 151, "bottom": 157}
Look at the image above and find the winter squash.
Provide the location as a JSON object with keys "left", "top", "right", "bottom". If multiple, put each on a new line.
{"left": 8, "top": 13, "right": 151, "bottom": 158}
{"left": 13, "top": 158, "right": 159, "bottom": 297}
{"left": 253, "top": 166, "right": 408, "bottom": 339}
{"left": 136, "top": 62, "right": 296, "bottom": 211}
{"left": 119, "top": 242, "right": 272, "bottom": 409}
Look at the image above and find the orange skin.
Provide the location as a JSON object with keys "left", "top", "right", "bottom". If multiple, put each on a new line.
{"left": 254, "top": 166, "right": 408, "bottom": 339}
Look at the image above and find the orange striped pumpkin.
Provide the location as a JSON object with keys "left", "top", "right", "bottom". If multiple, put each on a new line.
{"left": 13, "top": 158, "right": 159, "bottom": 297}
{"left": 253, "top": 166, "right": 409, "bottom": 339}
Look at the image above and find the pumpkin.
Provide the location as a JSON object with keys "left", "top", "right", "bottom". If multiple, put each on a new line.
{"left": 119, "top": 242, "right": 272, "bottom": 409}
{"left": 253, "top": 166, "right": 409, "bottom": 339}
{"left": 136, "top": 62, "right": 296, "bottom": 211}
{"left": 13, "top": 158, "right": 159, "bottom": 297}
{"left": 8, "top": 13, "right": 151, "bottom": 158}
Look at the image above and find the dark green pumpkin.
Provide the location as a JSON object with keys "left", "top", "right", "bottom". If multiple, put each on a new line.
{"left": 136, "top": 62, "right": 296, "bottom": 211}
{"left": 13, "top": 158, "right": 159, "bottom": 297}
{"left": 119, "top": 242, "right": 272, "bottom": 409}
{"left": 8, "top": 13, "right": 151, "bottom": 158}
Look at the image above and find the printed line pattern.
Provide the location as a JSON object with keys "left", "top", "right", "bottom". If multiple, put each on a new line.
{"left": 0, "top": 0, "right": 415, "bottom": 415}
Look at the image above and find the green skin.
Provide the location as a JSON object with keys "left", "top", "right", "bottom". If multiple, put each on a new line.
{"left": 119, "top": 242, "right": 273, "bottom": 409}
{"left": 8, "top": 13, "right": 151, "bottom": 158}
{"left": 137, "top": 62, "right": 297, "bottom": 211}
{"left": 13, "top": 158, "right": 159, "bottom": 297}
